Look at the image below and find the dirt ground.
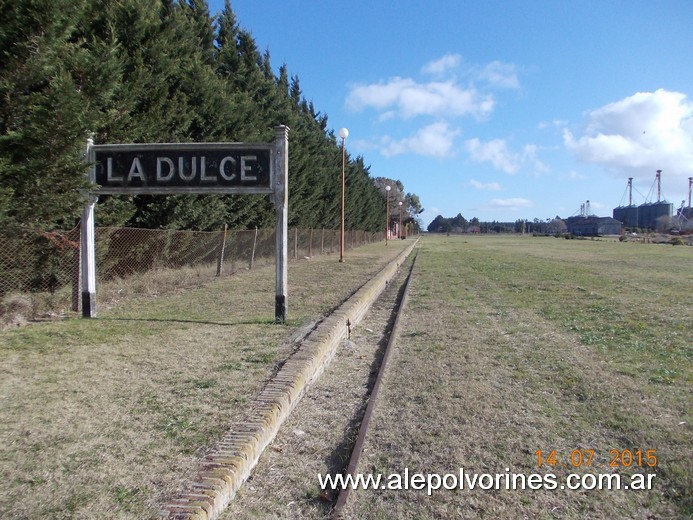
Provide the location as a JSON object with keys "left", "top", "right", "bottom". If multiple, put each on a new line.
{"left": 2, "top": 234, "right": 689, "bottom": 519}
{"left": 0, "top": 240, "right": 412, "bottom": 519}
{"left": 345, "top": 236, "right": 689, "bottom": 519}
{"left": 219, "top": 253, "right": 414, "bottom": 519}
{"left": 222, "top": 235, "right": 689, "bottom": 519}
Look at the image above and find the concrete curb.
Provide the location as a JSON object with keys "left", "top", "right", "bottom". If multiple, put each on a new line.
{"left": 160, "top": 239, "right": 419, "bottom": 519}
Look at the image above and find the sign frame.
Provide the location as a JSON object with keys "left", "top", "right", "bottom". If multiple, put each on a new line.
{"left": 90, "top": 142, "right": 275, "bottom": 195}
{"left": 81, "top": 126, "right": 290, "bottom": 323}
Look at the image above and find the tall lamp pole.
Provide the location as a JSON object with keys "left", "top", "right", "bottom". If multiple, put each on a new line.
{"left": 398, "top": 201, "right": 403, "bottom": 239}
{"left": 338, "top": 128, "right": 349, "bottom": 262}
{"left": 385, "top": 185, "right": 391, "bottom": 245}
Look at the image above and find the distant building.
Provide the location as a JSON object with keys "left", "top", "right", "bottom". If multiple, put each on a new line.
{"left": 565, "top": 216, "right": 622, "bottom": 236}
{"left": 612, "top": 205, "right": 639, "bottom": 228}
{"left": 637, "top": 202, "right": 673, "bottom": 231}
{"left": 613, "top": 201, "right": 673, "bottom": 231}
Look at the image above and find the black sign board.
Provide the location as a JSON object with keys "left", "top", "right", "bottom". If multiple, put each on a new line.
{"left": 82, "top": 128, "right": 289, "bottom": 323}
{"left": 92, "top": 143, "right": 273, "bottom": 194}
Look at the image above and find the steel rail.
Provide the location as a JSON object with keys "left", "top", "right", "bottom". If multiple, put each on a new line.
{"left": 331, "top": 251, "right": 418, "bottom": 519}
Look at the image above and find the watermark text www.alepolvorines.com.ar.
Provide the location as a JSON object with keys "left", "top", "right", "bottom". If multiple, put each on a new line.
{"left": 318, "top": 468, "right": 656, "bottom": 496}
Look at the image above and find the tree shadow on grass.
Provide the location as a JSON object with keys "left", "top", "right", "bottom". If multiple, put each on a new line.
{"left": 97, "top": 316, "right": 281, "bottom": 327}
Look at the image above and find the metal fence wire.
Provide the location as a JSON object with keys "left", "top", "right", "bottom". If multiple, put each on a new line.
{"left": 0, "top": 227, "right": 81, "bottom": 298}
{"left": 0, "top": 226, "right": 384, "bottom": 320}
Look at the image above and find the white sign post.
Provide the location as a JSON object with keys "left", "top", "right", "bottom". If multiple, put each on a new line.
{"left": 273, "top": 126, "right": 289, "bottom": 323}
{"left": 81, "top": 137, "right": 98, "bottom": 318}
{"left": 82, "top": 126, "right": 290, "bottom": 322}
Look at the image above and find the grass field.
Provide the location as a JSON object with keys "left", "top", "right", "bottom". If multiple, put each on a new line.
{"left": 347, "top": 235, "right": 691, "bottom": 519}
{"left": 0, "top": 240, "right": 411, "bottom": 519}
{"left": 1, "top": 235, "right": 690, "bottom": 519}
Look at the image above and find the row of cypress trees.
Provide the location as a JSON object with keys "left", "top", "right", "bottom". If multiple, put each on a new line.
{"left": 1, "top": 0, "right": 413, "bottom": 232}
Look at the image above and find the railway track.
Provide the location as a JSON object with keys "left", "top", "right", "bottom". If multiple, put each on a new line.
{"left": 331, "top": 249, "right": 417, "bottom": 518}
{"left": 218, "top": 249, "right": 418, "bottom": 519}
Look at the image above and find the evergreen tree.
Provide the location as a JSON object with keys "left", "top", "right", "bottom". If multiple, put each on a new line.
{"left": 104, "top": 0, "right": 235, "bottom": 229}
{"left": 184, "top": 0, "right": 215, "bottom": 63}
{"left": 0, "top": 0, "right": 422, "bottom": 234}
{"left": 0, "top": 0, "right": 92, "bottom": 229}
{"left": 214, "top": 0, "right": 241, "bottom": 79}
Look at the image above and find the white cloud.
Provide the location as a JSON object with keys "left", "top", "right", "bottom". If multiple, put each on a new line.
{"left": 564, "top": 89, "right": 693, "bottom": 181}
{"left": 346, "top": 77, "right": 494, "bottom": 120}
{"left": 464, "top": 138, "right": 520, "bottom": 174}
{"left": 538, "top": 119, "right": 568, "bottom": 130}
{"left": 421, "top": 55, "right": 519, "bottom": 89}
{"left": 522, "top": 144, "right": 549, "bottom": 174}
{"left": 464, "top": 138, "right": 548, "bottom": 175}
{"left": 489, "top": 197, "right": 534, "bottom": 209}
{"left": 476, "top": 61, "right": 519, "bottom": 89}
{"left": 346, "top": 55, "right": 525, "bottom": 166}
{"left": 380, "top": 122, "right": 460, "bottom": 158}
{"left": 421, "top": 53, "right": 462, "bottom": 75}
{"left": 470, "top": 179, "right": 502, "bottom": 190}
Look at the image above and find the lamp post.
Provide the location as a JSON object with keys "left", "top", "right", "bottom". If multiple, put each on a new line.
{"left": 385, "top": 185, "right": 391, "bottom": 245}
{"left": 398, "top": 201, "right": 403, "bottom": 239}
{"left": 338, "top": 127, "right": 349, "bottom": 262}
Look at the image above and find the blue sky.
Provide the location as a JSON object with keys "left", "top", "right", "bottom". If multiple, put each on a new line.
{"left": 208, "top": 0, "right": 693, "bottom": 226}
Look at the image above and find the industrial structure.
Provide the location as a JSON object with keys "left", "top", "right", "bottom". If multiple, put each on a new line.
{"left": 612, "top": 171, "right": 678, "bottom": 231}
{"left": 566, "top": 200, "right": 622, "bottom": 236}
{"left": 565, "top": 215, "right": 622, "bottom": 236}
{"left": 669, "top": 177, "right": 693, "bottom": 232}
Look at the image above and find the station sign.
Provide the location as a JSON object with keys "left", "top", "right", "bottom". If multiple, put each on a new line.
{"left": 92, "top": 143, "right": 273, "bottom": 195}
{"left": 82, "top": 128, "right": 290, "bottom": 323}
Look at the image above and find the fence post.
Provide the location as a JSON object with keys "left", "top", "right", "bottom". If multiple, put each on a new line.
{"left": 72, "top": 225, "right": 81, "bottom": 312}
{"left": 321, "top": 228, "right": 325, "bottom": 255}
{"left": 216, "top": 224, "right": 228, "bottom": 277}
{"left": 162, "top": 228, "right": 174, "bottom": 268}
{"left": 230, "top": 229, "right": 236, "bottom": 274}
{"left": 294, "top": 228, "right": 298, "bottom": 259}
{"left": 308, "top": 228, "right": 313, "bottom": 258}
{"left": 249, "top": 227, "right": 258, "bottom": 270}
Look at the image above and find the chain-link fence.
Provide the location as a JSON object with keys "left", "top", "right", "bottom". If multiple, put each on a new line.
{"left": 0, "top": 226, "right": 384, "bottom": 325}
{"left": 0, "top": 230, "right": 71, "bottom": 296}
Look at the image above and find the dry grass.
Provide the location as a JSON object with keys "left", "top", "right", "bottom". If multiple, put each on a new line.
{"left": 0, "top": 262, "right": 222, "bottom": 330}
{"left": 346, "top": 235, "right": 691, "bottom": 519}
{"left": 3, "top": 234, "right": 689, "bottom": 519}
{"left": 0, "top": 294, "right": 33, "bottom": 328}
{"left": 219, "top": 252, "right": 415, "bottom": 519}
{"left": 0, "top": 240, "right": 411, "bottom": 519}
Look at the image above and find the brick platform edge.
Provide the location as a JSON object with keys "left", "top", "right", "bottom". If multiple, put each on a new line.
{"left": 160, "top": 239, "right": 419, "bottom": 519}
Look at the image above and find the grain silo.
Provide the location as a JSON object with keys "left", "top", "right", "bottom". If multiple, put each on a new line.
{"left": 638, "top": 202, "right": 673, "bottom": 230}
{"left": 614, "top": 172, "right": 674, "bottom": 231}
{"left": 613, "top": 178, "right": 639, "bottom": 228}
{"left": 614, "top": 205, "right": 639, "bottom": 227}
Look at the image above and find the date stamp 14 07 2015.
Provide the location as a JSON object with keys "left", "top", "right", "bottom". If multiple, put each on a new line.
{"left": 535, "top": 449, "right": 658, "bottom": 469}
